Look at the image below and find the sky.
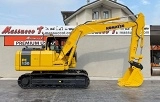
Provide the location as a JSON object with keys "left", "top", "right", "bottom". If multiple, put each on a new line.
{"left": 0, "top": 0, "right": 159, "bottom": 25}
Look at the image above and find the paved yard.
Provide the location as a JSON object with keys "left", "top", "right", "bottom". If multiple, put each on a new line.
{"left": 0, "top": 80, "right": 160, "bottom": 102}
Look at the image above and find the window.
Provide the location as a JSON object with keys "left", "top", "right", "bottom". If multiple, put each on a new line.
{"left": 103, "top": 11, "right": 109, "bottom": 19}
{"left": 92, "top": 11, "right": 99, "bottom": 20}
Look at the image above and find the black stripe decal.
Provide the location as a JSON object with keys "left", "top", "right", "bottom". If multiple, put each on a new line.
{"left": 21, "top": 51, "right": 31, "bottom": 66}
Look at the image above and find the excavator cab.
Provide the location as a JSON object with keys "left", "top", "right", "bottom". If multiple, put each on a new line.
{"left": 45, "top": 34, "right": 56, "bottom": 50}
{"left": 45, "top": 35, "right": 67, "bottom": 53}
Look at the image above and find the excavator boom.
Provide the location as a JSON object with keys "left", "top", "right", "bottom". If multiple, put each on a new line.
{"left": 57, "top": 13, "right": 145, "bottom": 87}
{"left": 15, "top": 13, "right": 145, "bottom": 88}
{"left": 58, "top": 13, "right": 144, "bottom": 61}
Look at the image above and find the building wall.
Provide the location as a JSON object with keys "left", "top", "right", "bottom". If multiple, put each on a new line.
{"left": 67, "top": 8, "right": 132, "bottom": 26}
{"left": 76, "top": 10, "right": 86, "bottom": 25}
{"left": 111, "top": 8, "right": 121, "bottom": 18}
{"left": 0, "top": 35, "right": 151, "bottom": 78}
{"left": 0, "top": 36, "right": 31, "bottom": 78}
{"left": 85, "top": 9, "right": 92, "bottom": 22}
{"left": 76, "top": 35, "right": 151, "bottom": 78}
{"left": 111, "top": 9, "right": 131, "bottom": 21}
{"left": 67, "top": 16, "right": 76, "bottom": 26}
{"left": 67, "top": 9, "right": 92, "bottom": 26}
{"left": 121, "top": 10, "right": 132, "bottom": 21}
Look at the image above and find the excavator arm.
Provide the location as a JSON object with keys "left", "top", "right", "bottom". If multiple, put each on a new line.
{"left": 57, "top": 13, "right": 145, "bottom": 87}
{"left": 58, "top": 13, "right": 144, "bottom": 63}
{"left": 15, "top": 13, "right": 145, "bottom": 88}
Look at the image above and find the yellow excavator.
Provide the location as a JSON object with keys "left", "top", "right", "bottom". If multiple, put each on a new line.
{"left": 15, "top": 13, "right": 145, "bottom": 89}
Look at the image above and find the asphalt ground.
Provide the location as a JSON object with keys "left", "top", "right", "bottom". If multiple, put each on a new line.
{"left": 0, "top": 80, "right": 160, "bottom": 102}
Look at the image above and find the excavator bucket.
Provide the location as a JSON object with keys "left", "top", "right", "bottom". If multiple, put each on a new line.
{"left": 118, "top": 67, "right": 143, "bottom": 87}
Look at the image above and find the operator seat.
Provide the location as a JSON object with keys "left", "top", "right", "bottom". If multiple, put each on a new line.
{"left": 46, "top": 37, "right": 55, "bottom": 50}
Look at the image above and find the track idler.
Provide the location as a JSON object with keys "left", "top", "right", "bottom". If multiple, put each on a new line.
{"left": 118, "top": 61, "right": 144, "bottom": 87}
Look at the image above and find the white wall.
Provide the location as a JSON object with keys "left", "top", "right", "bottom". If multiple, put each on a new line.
{"left": 67, "top": 16, "right": 76, "bottom": 26}
{"left": 111, "top": 8, "right": 121, "bottom": 18}
{"left": 121, "top": 9, "right": 132, "bottom": 21}
{"left": 76, "top": 10, "right": 86, "bottom": 25}
{"left": 0, "top": 36, "right": 31, "bottom": 78}
{"left": 68, "top": 9, "right": 92, "bottom": 26}
{"left": 77, "top": 35, "right": 151, "bottom": 78}
{"left": 0, "top": 35, "right": 151, "bottom": 78}
{"left": 67, "top": 7, "right": 131, "bottom": 26}
{"left": 85, "top": 9, "right": 92, "bottom": 22}
{"left": 112, "top": 9, "right": 132, "bottom": 21}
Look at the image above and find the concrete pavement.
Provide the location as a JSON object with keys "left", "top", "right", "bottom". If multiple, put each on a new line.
{"left": 0, "top": 80, "right": 160, "bottom": 102}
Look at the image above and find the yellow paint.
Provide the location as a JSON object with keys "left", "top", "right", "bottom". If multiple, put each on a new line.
{"left": 31, "top": 51, "right": 40, "bottom": 67}
{"left": 15, "top": 50, "right": 21, "bottom": 71}
{"left": 40, "top": 51, "right": 53, "bottom": 66}
{"left": 15, "top": 13, "right": 145, "bottom": 87}
{"left": 118, "top": 67, "right": 143, "bottom": 87}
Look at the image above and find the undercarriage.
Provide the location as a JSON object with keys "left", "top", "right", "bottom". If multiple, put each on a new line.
{"left": 18, "top": 69, "right": 90, "bottom": 89}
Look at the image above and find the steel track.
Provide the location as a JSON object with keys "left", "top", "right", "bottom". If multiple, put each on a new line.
{"left": 18, "top": 69, "right": 90, "bottom": 89}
